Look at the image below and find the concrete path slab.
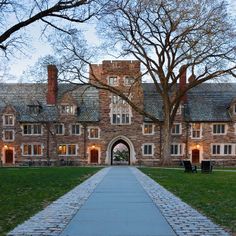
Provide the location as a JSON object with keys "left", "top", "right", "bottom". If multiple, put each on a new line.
{"left": 60, "top": 167, "right": 176, "bottom": 236}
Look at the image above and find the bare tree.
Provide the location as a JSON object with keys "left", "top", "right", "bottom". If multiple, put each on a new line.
{"left": 0, "top": 0, "right": 106, "bottom": 56}
{"left": 27, "top": 0, "right": 236, "bottom": 165}
{"left": 93, "top": 0, "right": 236, "bottom": 165}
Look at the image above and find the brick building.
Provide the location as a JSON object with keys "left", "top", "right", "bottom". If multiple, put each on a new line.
{"left": 1, "top": 60, "right": 236, "bottom": 166}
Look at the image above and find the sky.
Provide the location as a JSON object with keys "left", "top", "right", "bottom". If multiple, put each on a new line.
{"left": 4, "top": 0, "right": 236, "bottom": 82}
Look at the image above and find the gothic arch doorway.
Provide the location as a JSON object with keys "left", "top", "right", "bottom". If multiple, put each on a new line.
{"left": 106, "top": 136, "right": 136, "bottom": 165}
{"left": 111, "top": 140, "right": 130, "bottom": 165}
{"left": 192, "top": 149, "right": 200, "bottom": 164}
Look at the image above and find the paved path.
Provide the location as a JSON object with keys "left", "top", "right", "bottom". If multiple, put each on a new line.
{"left": 60, "top": 167, "right": 176, "bottom": 236}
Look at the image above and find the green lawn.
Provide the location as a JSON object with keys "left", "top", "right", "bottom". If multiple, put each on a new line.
{"left": 140, "top": 168, "right": 236, "bottom": 234}
{"left": 0, "top": 167, "right": 101, "bottom": 236}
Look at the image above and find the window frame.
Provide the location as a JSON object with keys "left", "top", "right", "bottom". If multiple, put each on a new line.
{"left": 211, "top": 143, "right": 234, "bottom": 156}
{"left": 190, "top": 123, "right": 202, "bottom": 139}
{"left": 212, "top": 123, "right": 227, "bottom": 135}
{"left": 142, "top": 123, "right": 155, "bottom": 135}
{"left": 54, "top": 123, "right": 64, "bottom": 135}
{"left": 108, "top": 76, "right": 119, "bottom": 86}
{"left": 2, "top": 129, "right": 15, "bottom": 141}
{"left": 21, "top": 143, "right": 43, "bottom": 156}
{"left": 124, "top": 76, "right": 135, "bottom": 86}
{"left": 142, "top": 143, "right": 154, "bottom": 156}
{"left": 58, "top": 144, "right": 78, "bottom": 156}
{"left": 171, "top": 143, "right": 184, "bottom": 156}
{"left": 88, "top": 127, "right": 100, "bottom": 139}
{"left": 171, "top": 123, "right": 182, "bottom": 135}
{"left": 60, "top": 104, "right": 75, "bottom": 115}
{"left": 71, "top": 124, "right": 81, "bottom": 135}
{"left": 3, "top": 114, "right": 14, "bottom": 126}
{"left": 22, "top": 124, "right": 43, "bottom": 136}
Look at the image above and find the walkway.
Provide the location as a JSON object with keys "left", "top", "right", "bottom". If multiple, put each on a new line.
{"left": 60, "top": 167, "right": 175, "bottom": 236}
{"left": 8, "top": 167, "right": 230, "bottom": 236}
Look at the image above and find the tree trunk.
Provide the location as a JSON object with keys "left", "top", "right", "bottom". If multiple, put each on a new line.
{"left": 160, "top": 100, "right": 172, "bottom": 166}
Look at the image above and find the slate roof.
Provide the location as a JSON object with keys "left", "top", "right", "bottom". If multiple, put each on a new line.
{"left": 0, "top": 83, "right": 99, "bottom": 122}
{"left": 142, "top": 83, "right": 236, "bottom": 122}
{"left": 0, "top": 82, "right": 235, "bottom": 123}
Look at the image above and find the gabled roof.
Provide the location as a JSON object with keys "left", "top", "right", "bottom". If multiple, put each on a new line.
{"left": 0, "top": 83, "right": 99, "bottom": 122}
{"left": 142, "top": 83, "right": 236, "bottom": 122}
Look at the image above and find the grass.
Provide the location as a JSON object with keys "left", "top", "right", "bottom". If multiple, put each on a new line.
{"left": 140, "top": 168, "right": 236, "bottom": 234}
{"left": 0, "top": 167, "right": 101, "bottom": 236}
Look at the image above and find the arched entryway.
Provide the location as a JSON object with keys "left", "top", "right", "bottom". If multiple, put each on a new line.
{"left": 111, "top": 140, "right": 130, "bottom": 165}
{"left": 192, "top": 149, "right": 200, "bottom": 164}
{"left": 5, "top": 149, "right": 13, "bottom": 164}
{"left": 106, "top": 136, "right": 136, "bottom": 165}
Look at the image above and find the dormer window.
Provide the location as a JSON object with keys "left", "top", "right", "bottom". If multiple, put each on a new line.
{"left": 60, "top": 104, "right": 75, "bottom": 114}
{"left": 124, "top": 76, "right": 135, "bottom": 86}
{"left": 108, "top": 76, "right": 118, "bottom": 86}
{"left": 28, "top": 105, "right": 41, "bottom": 114}
{"left": 3, "top": 114, "right": 14, "bottom": 126}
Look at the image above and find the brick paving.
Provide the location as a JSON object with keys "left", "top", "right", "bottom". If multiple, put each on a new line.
{"left": 8, "top": 168, "right": 110, "bottom": 236}
{"left": 132, "top": 167, "right": 230, "bottom": 236}
{"left": 8, "top": 167, "right": 231, "bottom": 236}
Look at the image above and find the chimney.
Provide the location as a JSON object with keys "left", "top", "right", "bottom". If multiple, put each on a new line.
{"left": 179, "top": 65, "right": 187, "bottom": 103}
{"left": 47, "top": 65, "right": 58, "bottom": 105}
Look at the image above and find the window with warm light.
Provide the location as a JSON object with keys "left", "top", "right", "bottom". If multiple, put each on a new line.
{"left": 88, "top": 127, "right": 100, "bottom": 139}
{"left": 3, "top": 114, "right": 14, "bottom": 126}
{"left": 143, "top": 123, "right": 154, "bottom": 135}
{"left": 58, "top": 144, "right": 77, "bottom": 155}
{"left": 191, "top": 123, "right": 202, "bottom": 139}
{"left": 22, "top": 144, "right": 43, "bottom": 156}
{"left": 3, "top": 130, "right": 14, "bottom": 141}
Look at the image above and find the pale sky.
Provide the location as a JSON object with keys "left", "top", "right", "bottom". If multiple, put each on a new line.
{"left": 5, "top": 0, "right": 236, "bottom": 82}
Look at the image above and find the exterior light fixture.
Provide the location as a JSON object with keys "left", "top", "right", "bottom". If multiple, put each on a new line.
{"left": 4, "top": 145, "right": 8, "bottom": 149}
{"left": 59, "top": 145, "right": 62, "bottom": 150}
{"left": 196, "top": 144, "right": 200, "bottom": 149}
{"left": 92, "top": 144, "right": 96, "bottom": 149}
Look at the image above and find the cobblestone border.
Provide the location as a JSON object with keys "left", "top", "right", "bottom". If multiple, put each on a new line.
{"left": 131, "top": 167, "right": 230, "bottom": 236}
{"left": 8, "top": 167, "right": 110, "bottom": 236}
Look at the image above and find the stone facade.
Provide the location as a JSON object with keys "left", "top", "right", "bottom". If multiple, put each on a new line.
{"left": 0, "top": 60, "right": 236, "bottom": 166}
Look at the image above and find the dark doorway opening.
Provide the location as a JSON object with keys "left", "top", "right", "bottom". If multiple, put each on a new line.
{"left": 111, "top": 140, "right": 130, "bottom": 165}
{"left": 192, "top": 149, "right": 200, "bottom": 164}
{"left": 5, "top": 149, "right": 13, "bottom": 164}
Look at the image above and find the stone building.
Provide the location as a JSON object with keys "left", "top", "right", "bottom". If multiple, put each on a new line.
{"left": 0, "top": 60, "right": 236, "bottom": 166}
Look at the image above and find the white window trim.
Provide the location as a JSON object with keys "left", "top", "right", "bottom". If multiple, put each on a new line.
{"left": 21, "top": 124, "right": 43, "bottom": 136}
{"left": 88, "top": 127, "right": 100, "bottom": 139}
{"left": 211, "top": 143, "right": 235, "bottom": 156}
{"left": 70, "top": 123, "right": 81, "bottom": 135}
{"left": 21, "top": 143, "right": 44, "bottom": 156}
{"left": 107, "top": 76, "right": 119, "bottom": 86}
{"left": 142, "top": 123, "right": 155, "bottom": 135}
{"left": 109, "top": 95, "right": 133, "bottom": 125}
{"left": 58, "top": 144, "right": 78, "bottom": 156}
{"left": 212, "top": 123, "right": 227, "bottom": 135}
{"left": 60, "top": 104, "right": 76, "bottom": 115}
{"left": 190, "top": 123, "right": 202, "bottom": 139}
{"left": 142, "top": 143, "right": 155, "bottom": 156}
{"left": 3, "top": 114, "right": 15, "bottom": 126}
{"left": 123, "top": 76, "right": 135, "bottom": 86}
{"left": 171, "top": 143, "right": 185, "bottom": 156}
{"left": 2, "top": 129, "right": 15, "bottom": 142}
{"left": 54, "top": 123, "right": 65, "bottom": 135}
{"left": 233, "top": 104, "right": 236, "bottom": 114}
{"left": 171, "top": 123, "right": 182, "bottom": 135}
